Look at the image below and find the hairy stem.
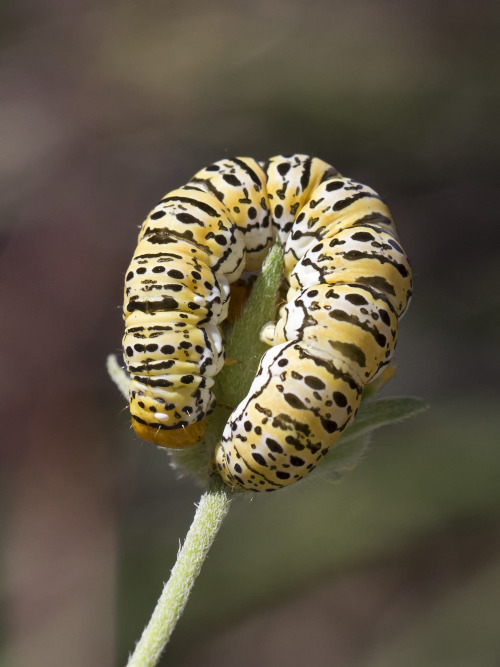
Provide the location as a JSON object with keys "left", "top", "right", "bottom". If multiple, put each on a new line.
{"left": 126, "top": 477, "right": 233, "bottom": 667}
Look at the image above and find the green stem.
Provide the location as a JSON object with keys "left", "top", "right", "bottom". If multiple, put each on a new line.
{"left": 126, "top": 477, "right": 233, "bottom": 667}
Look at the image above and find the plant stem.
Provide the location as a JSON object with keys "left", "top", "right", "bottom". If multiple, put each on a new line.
{"left": 126, "top": 477, "right": 233, "bottom": 667}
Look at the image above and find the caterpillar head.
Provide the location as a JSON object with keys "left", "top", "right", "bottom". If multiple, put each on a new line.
{"left": 132, "top": 418, "right": 206, "bottom": 448}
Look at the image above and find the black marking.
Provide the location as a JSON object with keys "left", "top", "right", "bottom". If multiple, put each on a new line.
{"left": 325, "top": 180, "right": 343, "bottom": 191}
{"left": 252, "top": 452, "right": 267, "bottom": 466}
{"left": 168, "top": 269, "right": 184, "bottom": 279}
{"left": 266, "top": 438, "right": 284, "bottom": 454}
{"left": 345, "top": 293, "right": 368, "bottom": 306}
{"left": 277, "top": 162, "right": 291, "bottom": 176}
{"left": 232, "top": 158, "right": 263, "bottom": 187}
{"left": 284, "top": 393, "right": 307, "bottom": 410}
{"left": 332, "top": 191, "right": 374, "bottom": 211}
{"left": 223, "top": 173, "right": 242, "bottom": 187}
{"left": 160, "top": 194, "right": 220, "bottom": 217}
{"left": 333, "top": 391, "right": 348, "bottom": 407}
{"left": 128, "top": 296, "right": 179, "bottom": 313}
{"left": 300, "top": 157, "right": 312, "bottom": 190}
{"left": 290, "top": 455, "right": 305, "bottom": 467}
{"left": 304, "top": 375, "right": 326, "bottom": 390}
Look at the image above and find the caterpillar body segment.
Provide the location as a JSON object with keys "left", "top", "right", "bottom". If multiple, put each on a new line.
{"left": 264, "top": 154, "right": 340, "bottom": 245}
{"left": 215, "top": 340, "right": 363, "bottom": 491}
{"left": 213, "top": 159, "right": 412, "bottom": 491}
{"left": 183, "top": 157, "right": 272, "bottom": 271}
{"left": 123, "top": 159, "right": 265, "bottom": 447}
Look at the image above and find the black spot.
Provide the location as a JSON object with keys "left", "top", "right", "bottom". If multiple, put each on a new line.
{"left": 167, "top": 269, "right": 184, "bottom": 279}
{"left": 234, "top": 463, "right": 242, "bottom": 473}
{"left": 134, "top": 344, "right": 144, "bottom": 352}
{"left": 179, "top": 341, "right": 192, "bottom": 349}
{"left": 304, "top": 375, "right": 326, "bottom": 390}
{"left": 191, "top": 270, "right": 201, "bottom": 280}
{"left": 181, "top": 375, "right": 194, "bottom": 384}
{"left": 146, "top": 344, "right": 158, "bottom": 352}
{"left": 126, "top": 346, "right": 133, "bottom": 356}
{"left": 351, "top": 231, "right": 374, "bottom": 242}
{"left": 290, "top": 455, "right": 305, "bottom": 466}
{"left": 277, "top": 162, "right": 291, "bottom": 176}
{"left": 333, "top": 391, "right": 348, "bottom": 407}
{"left": 346, "top": 293, "right": 368, "bottom": 306}
{"left": 126, "top": 271, "right": 134, "bottom": 281}
{"left": 276, "top": 471, "right": 290, "bottom": 480}
{"left": 152, "top": 266, "right": 165, "bottom": 273}
{"left": 176, "top": 212, "right": 200, "bottom": 224}
{"left": 161, "top": 345, "right": 175, "bottom": 355}
{"left": 252, "top": 452, "right": 267, "bottom": 466}
{"left": 266, "top": 438, "right": 283, "bottom": 454}
{"left": 379, "top": 309, "right": 391, "bottom": 326}
{"left": 275, "top": 204, "right": 283, "bottom": 219}
{"left": 223, "top": 174, "right": 241, "bottom": 186}
{"left": 136, "top": 267, "right": 147, "bottom": 274}
{"left": 320, "top": 417, "right": 338, "bottom": 433}
{"left": 326, "top": 180, "right": 343, "bottom": 191}
{"left": 150, "top": 210, "right": 166, "bottom": 219}
{"left": 277, "top": 358, "right": 288, "bottom": 367}
{"left": 214, "top": 234, "right": 227, "bottom": 246}
{"left": 248, "top": 206, "right": 257, "bottom": 219}
{"left": 284, "top": 393, "right": 306, "bottom": 410}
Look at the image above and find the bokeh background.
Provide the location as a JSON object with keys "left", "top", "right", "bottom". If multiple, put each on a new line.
{"left": 2, "top": 1, "right": 500, "bottom": 665}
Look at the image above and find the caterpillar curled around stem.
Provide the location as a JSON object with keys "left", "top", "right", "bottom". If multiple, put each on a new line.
{"left": 122, "top": 154, "right": 412, "bottom": 491}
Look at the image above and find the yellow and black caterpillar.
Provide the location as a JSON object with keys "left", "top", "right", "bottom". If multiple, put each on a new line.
{"left": 123, "top": 154, "right": 412, "bottom": 491}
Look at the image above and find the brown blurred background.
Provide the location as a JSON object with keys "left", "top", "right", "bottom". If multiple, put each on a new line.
{"left": 1, "top": 1, "right": 499, "bottom": 665}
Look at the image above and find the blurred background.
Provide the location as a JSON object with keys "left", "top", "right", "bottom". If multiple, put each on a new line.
{"left": 1, "top": 0, "right": 499, "bottom": 665}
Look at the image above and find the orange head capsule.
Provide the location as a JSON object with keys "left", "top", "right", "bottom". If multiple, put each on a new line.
{"left": 132, "top": 419, "right": 206, "bottom": 449}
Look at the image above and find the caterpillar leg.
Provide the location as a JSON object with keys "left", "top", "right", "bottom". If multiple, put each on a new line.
{"left": 132, "top": 419, "right": 206, "bottom": 448}
{"left": 260, "top": 321, "right": 277, "bottom": 346}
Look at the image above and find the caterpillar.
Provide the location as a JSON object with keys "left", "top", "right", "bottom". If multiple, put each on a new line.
{"left": 122, "top": 154, "right": 412, "bottom": 491}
